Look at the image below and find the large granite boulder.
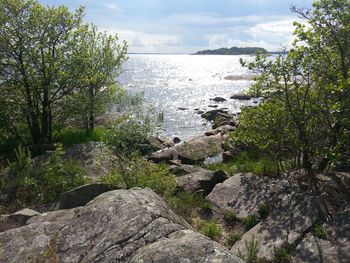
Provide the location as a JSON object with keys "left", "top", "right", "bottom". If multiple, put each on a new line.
{"left": 293, "top": 205, "right": 350, "bottom": 263}
{"left": 150, "top": 134, "right": 223, "bottom": 164}
{"left": 0, "top": 188, "right": 243, "bottom": 263}
{"left": 176, "top": 170, "right": 228, "bottom": 195}
{"left": 206, "top": 173, "right": 282, "bottom": 218}
{"left": 206, "top": 172, "right": 323, "bottom": 261}
{"left": 230, "top": 192, "right": 320, "bottom": 260}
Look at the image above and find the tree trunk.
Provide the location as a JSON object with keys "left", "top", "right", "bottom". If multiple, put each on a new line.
{"left": 87, "top": 86, "right": 95, "bottom": 135}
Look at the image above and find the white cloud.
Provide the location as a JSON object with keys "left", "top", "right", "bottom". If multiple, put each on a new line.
{"left": 103, "top": 3, "right": 120, "bottom": 11}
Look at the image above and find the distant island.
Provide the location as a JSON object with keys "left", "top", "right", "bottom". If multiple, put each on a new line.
{"left": 194, "top": 46, "right": 268, "bottom": 55}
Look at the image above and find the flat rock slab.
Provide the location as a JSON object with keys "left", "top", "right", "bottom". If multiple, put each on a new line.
{"left": 150, "top": 134, "right": 223, "bottom": 164}
{"left": 293, "top": 205, "right": 350, "bottom": 263}
{"left": 0, "top": 188, "right": 243, "bottom": 263}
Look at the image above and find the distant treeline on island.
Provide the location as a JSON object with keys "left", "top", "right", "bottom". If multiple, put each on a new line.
{"left": 193, "top": 46, "right": 285, "bottom": 55}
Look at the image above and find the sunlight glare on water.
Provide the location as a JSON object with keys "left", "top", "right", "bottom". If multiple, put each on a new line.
{"left": 118, "top": 54, "right": 256, "bottom": 140}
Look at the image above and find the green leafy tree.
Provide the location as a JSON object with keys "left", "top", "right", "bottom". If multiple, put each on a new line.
{"left": 66, "top": 25, "right": 127, "bottom": 135}
{"left": 0, "top": 0, "right": 84, "bottom": 144}
{"left": 236, "top": 0, "right": 350, "bottom": 176}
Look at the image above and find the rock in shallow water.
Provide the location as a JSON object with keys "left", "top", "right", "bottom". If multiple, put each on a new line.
{"left": 0, "top": 188, "right": 243, "bottom": 263}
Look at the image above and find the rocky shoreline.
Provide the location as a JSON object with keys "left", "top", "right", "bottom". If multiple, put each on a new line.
{"left": 1, "top": 100, "right": 349, "bottom": 263}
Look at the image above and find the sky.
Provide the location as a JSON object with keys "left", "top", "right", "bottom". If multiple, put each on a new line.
{"left": 38, "top": 0, "right": 314, "bottom": 53}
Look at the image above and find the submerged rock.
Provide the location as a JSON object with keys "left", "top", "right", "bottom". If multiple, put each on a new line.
{"left": 0, "top": 188, "right": 243, "bottom": 263}
{"left": 230, "top": 94, "right": 252, "bottom": 100}
{"left": 210, "top": 97, "right": 227, "bottom": 102}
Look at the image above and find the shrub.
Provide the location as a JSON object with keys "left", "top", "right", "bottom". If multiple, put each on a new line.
{"left": 242, "top": 215, "right": 260, "bottom": 230}
{"left": 223, "top": 211, "right": 238, "bottom": 224}
{"left": 2, "top": 144, "right": 88, "bottom": 206}
{"left": 273, "top": 247, "right": 292, "bottom": 263}
{"left": 313, "top": 223, "right": 327, "bottom": 239}
{"left": 258, "top": 204, "right": 269, "bottom": 219}
{"left": 100, "top": 156, "right": 176, "bottom": 198}
{"left": 237, "top": 236, "right": 260, "bottom": 263}
{"left": 228, "top": 229, "right": 244, "bottom": 246}
{"left": 200, "top": 220, "right": 222, "bottom": 240}
{"left": 201, "top": 202, "right": 213, "bottom": 213}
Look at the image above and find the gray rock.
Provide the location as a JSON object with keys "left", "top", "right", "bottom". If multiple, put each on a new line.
{"left": 206, "top": 173, "right": 278, "bottom": 218}
{"left": 231, "top": 193, "right": 320, "bottom": 260}
{"left": 129, "top": 229, "right": 241, "bottom": 263}
{"left": 0, "top": 208, "right": 40, "bottom": 232}
{"left": 206, "top": 173, "right": 322, "bottom": 260}
{"left": 293, "top": 205, "right": 350, "bottom": 263}
{"left": 169, "top": 164, "right": 210, "bottom": 176}
{"left": 149, "top": 136, "right": 175, "bottom": 150}
{"left": 230, "top": 94, "right": 252, "bottom": 100}
{"left": 0, "top": 188, "right": 242, "bottom": 263}
{"left": 222, "top": 151, "right": 235, "bottom": 163}
{"left": 176, "top": 170, "right": 228, "bottom": 195}
{"left": 150, "top": 134, "right": 223, "bottom": 164}
{"left": 64, "top": 142, "right": 114, "bottom": 181}
{"left": 59, "top": 183, "right": 112, "bottom": 209}
{"left": 210, "top": 97, "right": 227, "bottom": 102}
{"left": 217, "top": 125, "right": 236, "bottom": 133}
{"left": 201, "top": 109, "right": 228, "bottom": 121}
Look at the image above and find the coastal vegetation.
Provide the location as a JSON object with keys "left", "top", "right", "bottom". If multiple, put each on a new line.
{"left": 0, "top": 0, "right": 350, "bottom": 262}
{"left": 194, "top": 46, "right": 267, "bottom": 55}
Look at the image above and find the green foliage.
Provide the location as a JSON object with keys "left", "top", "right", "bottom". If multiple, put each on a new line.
{"left": 195, "top": 46, "right": 267, "bottom": 55}
{"left": 0, "top": 0, "right": 127, "bottom": 146}
{"left": 273, "top": 247, "right": 292, "bottom": 263}
{"left": 200, "top": 220, "right": 222, "bottom": 240}
{"left": 55, "top": 128, "right": 106, "bottom": 146}
{"left": 238, "top": 0, "right": 350, "bottom": 174}
{"left": 104, "top": 114, "right": 154, "bottom": 156}
{"left": 237, "top": 236, "right": 260, "bottom": 263}
{"left": 223, "top": 211, "right": 238, "bottom": 224}
{"left": 205, "top": 151, "right": 278, "bottom": 177}
{"left": 201, "top": 201, "right": 213, "bottom": 213}
{"left": 64, "top": 24, "right": 127, "bottom": 134}
{"left": 167, "top": 192, "right": 206, "bottom": 220}
{"left": 242, "top": 215, "right": 260, "bottom": 230}
{"left": 258, "top": 204, "right": 269, "bottom": 220}
{"left": 100, "top": 156, "right": 176, "bottom": 198}
{"left": 313, "top": 223, "right": 327, "bottom": 239}
{"left": 1, "top": 144, "right": 88, "bottom": 206}
{"left": 228, "top": 229, "right": 244, "bottom": 246}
